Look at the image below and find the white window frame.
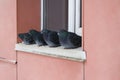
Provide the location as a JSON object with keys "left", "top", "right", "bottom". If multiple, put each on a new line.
{"left": 41, "top": 0, "right": 43, "bottom": 30}
{"left": 41, "top": 0, "right": 82, "bottom": 36}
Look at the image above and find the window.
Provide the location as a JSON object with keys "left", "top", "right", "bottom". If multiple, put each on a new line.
{"left": 41, "top": 0, "right": 82, "bottom": 36}
{"left": 15, "top": 0, "right": 86, "bottom": 62}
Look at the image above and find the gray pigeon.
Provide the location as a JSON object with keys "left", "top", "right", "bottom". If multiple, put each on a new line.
{"left": 58, "top": 30, "right": 82, "bottom": 49}
{"left": 41, "top": 29, "right": 60, "bottom": 47}
{"left": 29, "top": 29, "right": 47, "bottom": 46}
{"left": 18, "top": 33, "right": 35, "bottom": 45}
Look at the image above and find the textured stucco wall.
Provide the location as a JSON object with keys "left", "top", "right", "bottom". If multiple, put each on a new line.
{"left": 0, "top": 1, "right": 17, "bottom": 80}
{"left": 83, "top": 0, "right": 120, "bottom": 80}
{"left": 0, "top": 0, "right": 17, "bottom": 60}
{"left": 18, "top": 52, "right": 83, "bottom": 80}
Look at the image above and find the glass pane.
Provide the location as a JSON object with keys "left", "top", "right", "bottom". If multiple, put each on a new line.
{"left": 43, "top": 0, "right": 68, "bottom": 31}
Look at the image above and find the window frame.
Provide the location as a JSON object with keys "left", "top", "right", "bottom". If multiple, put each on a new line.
{"left": 41, "top": 0, "right": 82, "bottom": 36}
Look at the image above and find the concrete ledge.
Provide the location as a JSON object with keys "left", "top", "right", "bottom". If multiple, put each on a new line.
{"left": 15, "top": 43, "right": 86, "bottom": 62}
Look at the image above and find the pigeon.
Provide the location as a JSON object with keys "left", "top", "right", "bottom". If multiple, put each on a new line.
{"left": 29, "top": 29, "right": 47, "bottom": 46}
{"left": 41, "top": 29, "right": 60, "bottom": 47}
{"left": 18, "top": 33, "right": 35, "bottom": 45}
{"left": 58, "top": 30, "right": 82, "bottom": 49}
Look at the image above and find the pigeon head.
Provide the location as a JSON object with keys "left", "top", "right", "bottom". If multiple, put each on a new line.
{"left": 18, "top": 33, "right": 35, "bottom": 45}
{"left": 18, "top": 33, "right": 24, "bottom": 40}
{"left": 58, "top": 30, "right": 68, "bottom": 38}
{"left": 23, "top": 33, "right": 35, "bottom": 44}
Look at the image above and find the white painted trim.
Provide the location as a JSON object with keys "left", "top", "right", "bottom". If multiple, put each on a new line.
{"left": 15, "top": 43, "right": 86, "bottom": 62}
{"left": 68, "top": 0, "right": 75, "bottom": 32}
{"left": 75, "top": 0, "right": 82, "bottom": 36}
{"left": 41, "top": 0, "right": 43, "bottom": 30}
{"left": 75, "top": 0, "right": 80, "bottom": 28}
{"left": 68, "top": 0, "right": 82, "bottom": 36}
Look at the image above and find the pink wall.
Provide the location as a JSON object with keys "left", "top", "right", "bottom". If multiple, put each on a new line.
{"left": 17, "top": 0, "right": 40, "bottom": 42}
{"left": 18, "top": 52, "right": 83, "bottom": 80}
{"left": 84, "top": 0, "right": 120, "bottom": 80}
{"left": 0, "top": 0, "right": 17, "bottom": 60}
{"left": 0, "top": 61, "right": 16, "bottom": 80}
{"left": 0, "top": 1, "right": 17, "bottom": 80}
{"left": 2, "top": 0, "right": 120, "bottom": 80}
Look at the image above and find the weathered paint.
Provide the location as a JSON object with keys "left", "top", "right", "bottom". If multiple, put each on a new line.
{"left": 84, "top": 0, "right": 120, "bottom": 80}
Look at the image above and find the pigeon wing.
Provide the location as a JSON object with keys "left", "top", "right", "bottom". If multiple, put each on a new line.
{"left": 48, "top": 32, "right": 60, "bottom": 44}
{"left": 68, "top": 33, "right": 82, "bottom": 47}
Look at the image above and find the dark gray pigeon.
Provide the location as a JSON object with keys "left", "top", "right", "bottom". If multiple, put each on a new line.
{"left": 41, "top": 29, "right": 60, "bottom": 47}
{"left": 29, "top": 29, "right": 47, "bottom": 46}
{"left": 58, "top": 30, "right": 82, "bottom": 49}
{"left": 18, "top": 33, "right": 35, "bottom": 45}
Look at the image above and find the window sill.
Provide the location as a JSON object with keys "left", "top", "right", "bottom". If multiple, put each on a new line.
{"left": 15, "top": 43, "right": 86, "bottom": 62}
